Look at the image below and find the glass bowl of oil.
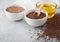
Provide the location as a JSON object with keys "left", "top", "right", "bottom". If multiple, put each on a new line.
{"left": 36, "top": 1, "right": 57, "bottom": 18}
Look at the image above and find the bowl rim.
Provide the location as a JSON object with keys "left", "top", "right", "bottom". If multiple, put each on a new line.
{"left": 36, "top": 1, "right": 57, "bottom": 8}
{"left": 4, "top": 4, "right": 26, "bottom": 14}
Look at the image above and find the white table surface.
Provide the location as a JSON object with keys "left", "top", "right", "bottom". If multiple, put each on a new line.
{"left": 0, "top": 0, "right": 60, "bottom": 42}
{"left": 0, "top": 9, "right": 45, "bottom": 42}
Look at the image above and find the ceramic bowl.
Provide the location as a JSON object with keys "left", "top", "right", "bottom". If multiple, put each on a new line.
{"left": 4, "top": 4, "right": 26, "bottom": 21}
{"left": 25, "top": 9, "right": 48, "bottom": 27}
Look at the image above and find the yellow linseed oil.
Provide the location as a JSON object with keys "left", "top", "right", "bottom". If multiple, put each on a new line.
{"left": 37, "top": 4, "right": 56, "bottom": 18}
